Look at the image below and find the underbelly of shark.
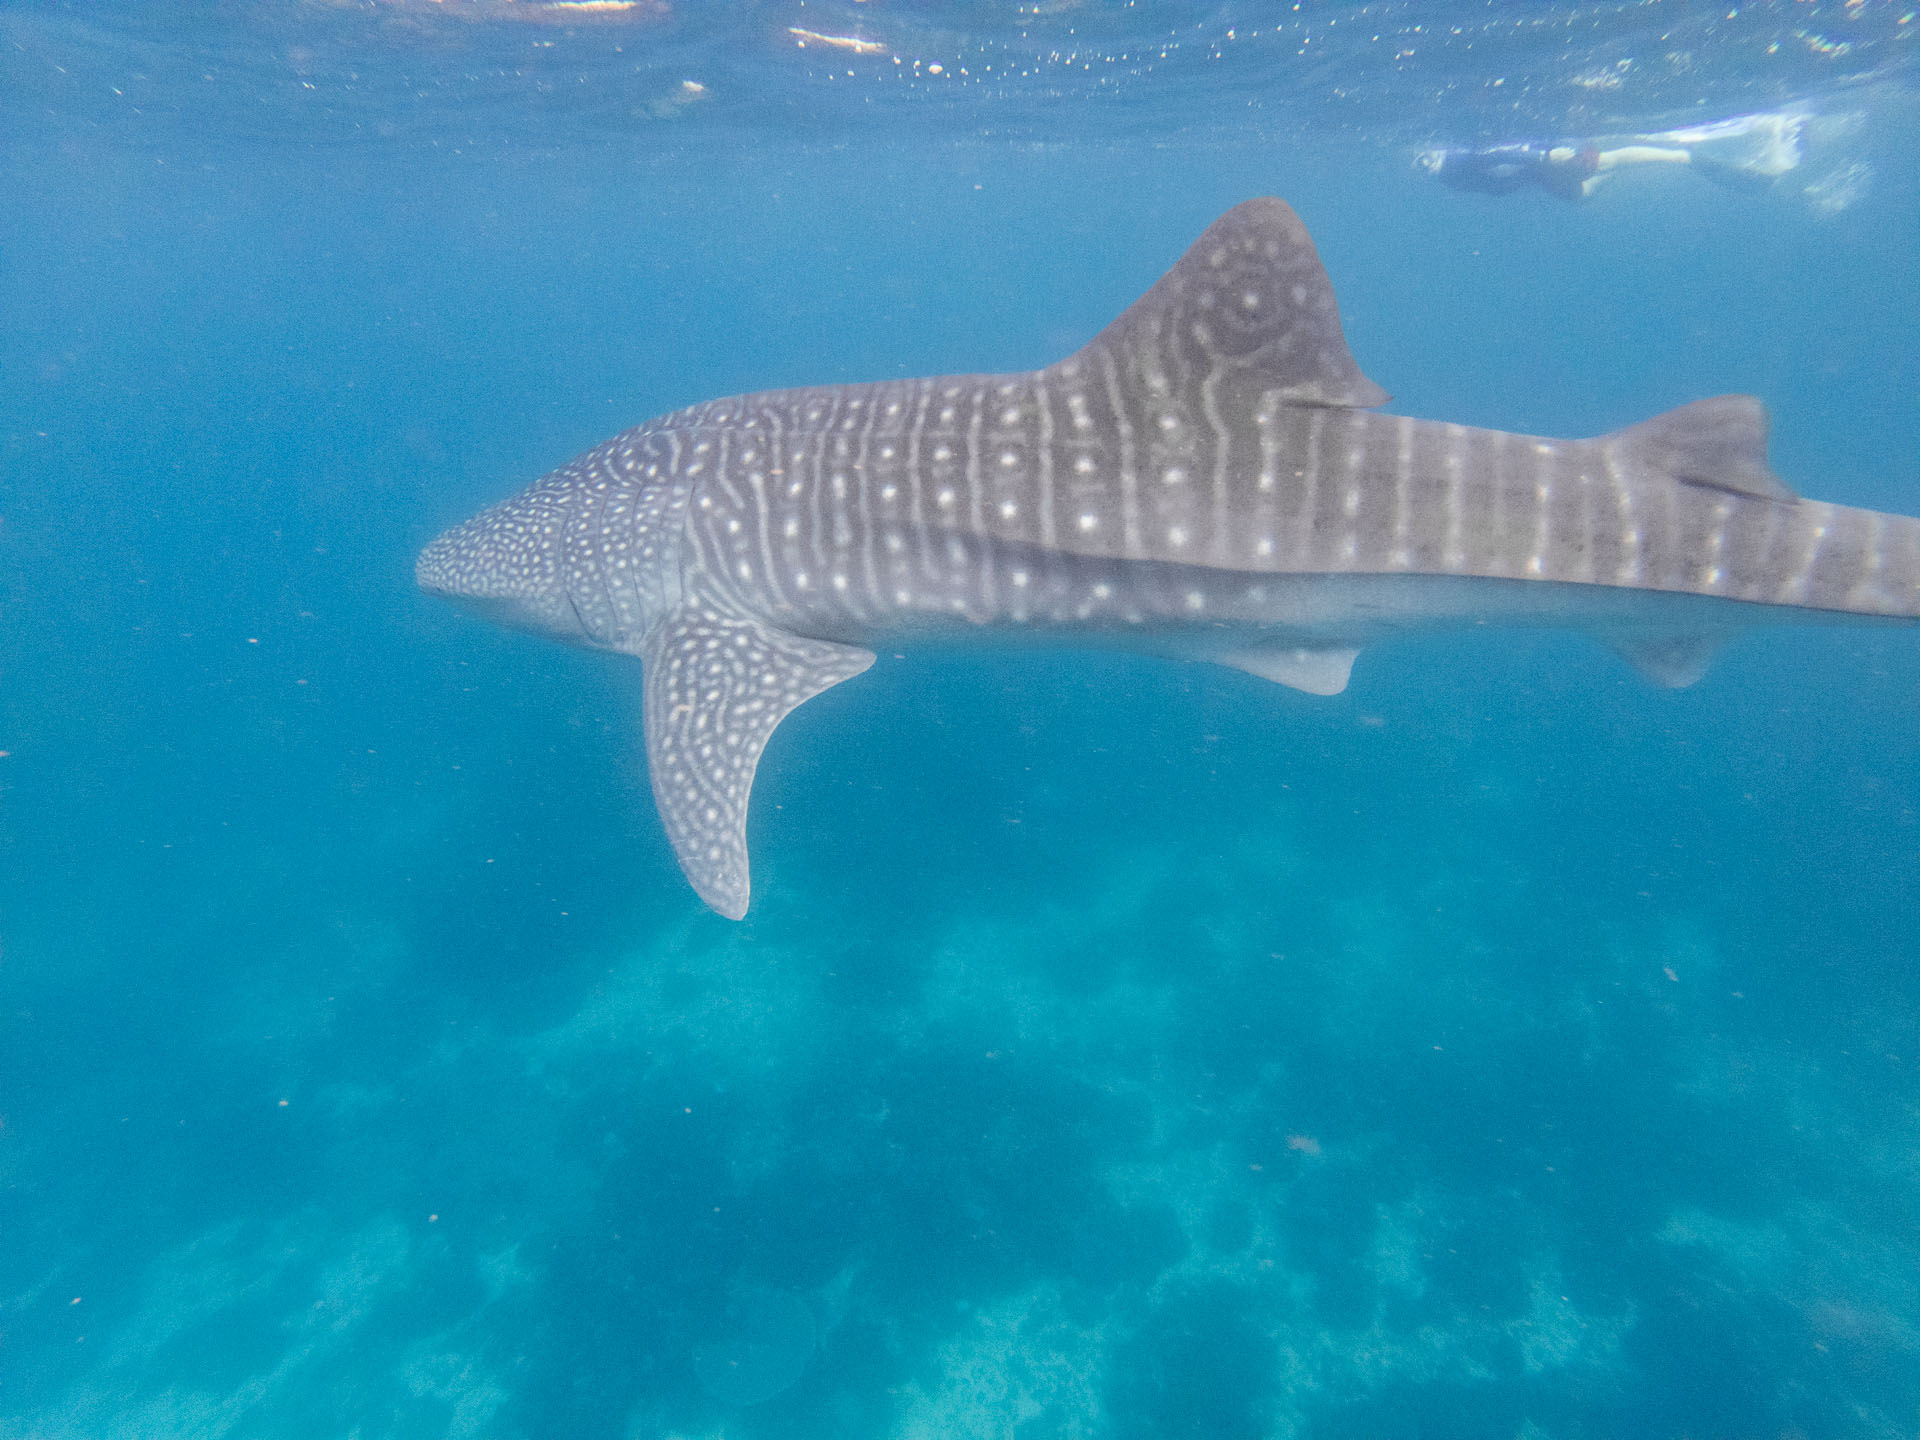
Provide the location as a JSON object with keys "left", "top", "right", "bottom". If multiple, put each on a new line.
{"left": 784, "top": 546, "right": 1891, "bottom": 695}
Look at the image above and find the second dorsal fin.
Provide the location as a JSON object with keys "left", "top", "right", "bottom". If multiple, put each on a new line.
{"left": 1065, "top": 197, "right": 1389, "bottom": 410}
{"left": 1604, "top": 395, "right": 1797, "bottom": 502}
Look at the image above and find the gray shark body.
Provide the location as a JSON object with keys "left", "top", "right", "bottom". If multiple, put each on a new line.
{"left": 418, "top": 198, "right": 1920, "bottom": 918}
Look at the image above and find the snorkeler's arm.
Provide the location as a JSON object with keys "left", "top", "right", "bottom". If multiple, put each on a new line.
{"left": 1592, "top": 144, "right": 1693, "bottom": 171}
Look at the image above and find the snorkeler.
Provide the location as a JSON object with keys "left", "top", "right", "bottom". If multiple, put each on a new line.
{"left": 1420, "top": 108, "right": 1808, "bottom": 202}
{"left": 1419, "top": 143, "right": 1601, "bottom": 202}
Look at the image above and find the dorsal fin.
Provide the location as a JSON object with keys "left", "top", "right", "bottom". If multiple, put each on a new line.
{"left": 1063, "top": 197, "right": 1389, "bottom": 409}
{"left": 1604, "top": 395, "right": 1797, "bottom": 502}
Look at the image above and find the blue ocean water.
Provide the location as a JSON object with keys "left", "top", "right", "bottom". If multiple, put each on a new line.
{"left": 2, "top": 3, "right": 1919, "bottom": 1436}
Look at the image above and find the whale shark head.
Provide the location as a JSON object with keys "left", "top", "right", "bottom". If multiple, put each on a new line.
{"left": 417, "top": 439, "right": 693, "bottom": 651}
{"left": 416, "top": 486, "right": 598, "bottom": 644}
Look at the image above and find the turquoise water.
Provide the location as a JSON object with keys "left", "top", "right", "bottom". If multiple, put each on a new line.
{"left": 3, "top": 4, "right": 1919, "bottom": 1436}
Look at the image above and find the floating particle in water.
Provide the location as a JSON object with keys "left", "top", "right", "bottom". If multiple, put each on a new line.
{"left": 691, "top": 1287, "right": 817, "bottom": 1406}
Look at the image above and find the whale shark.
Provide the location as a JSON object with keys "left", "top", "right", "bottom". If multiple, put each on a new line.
{"left": 418, "top": 197, "right": 1920, "bottom": 919}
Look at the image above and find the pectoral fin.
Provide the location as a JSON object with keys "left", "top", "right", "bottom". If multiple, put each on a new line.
{"left": 639, "top": 607, "right": 874, "bottom": 919}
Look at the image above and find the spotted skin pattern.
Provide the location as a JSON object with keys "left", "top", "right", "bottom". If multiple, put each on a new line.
{"left": 418, "top": 198, "right": 1920, "bottom": 918}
